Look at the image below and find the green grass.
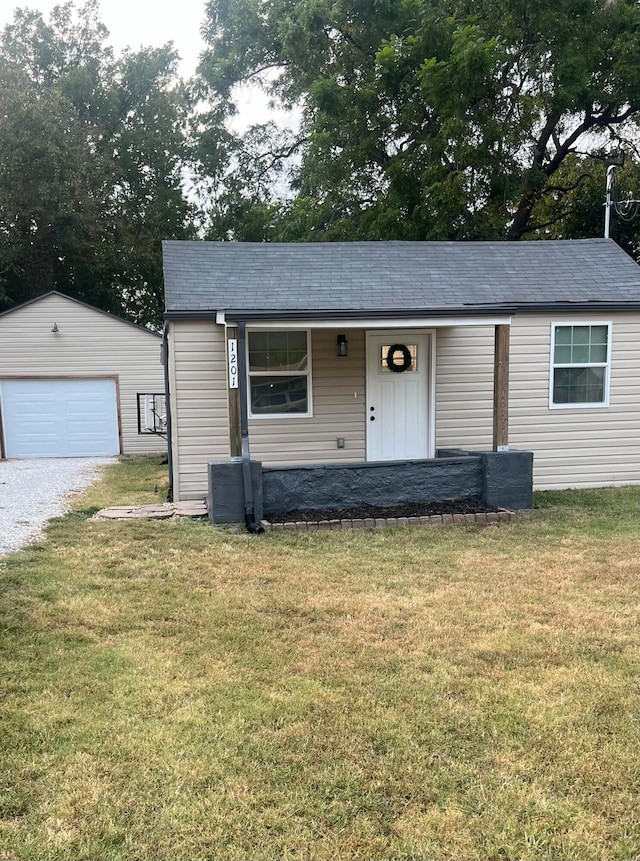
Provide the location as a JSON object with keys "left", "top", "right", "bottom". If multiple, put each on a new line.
{"left": 73, "top": 454, "right": 170, "bottom": 513}
{"left": 0, "top": 458, "right": 638, "bottom": 860}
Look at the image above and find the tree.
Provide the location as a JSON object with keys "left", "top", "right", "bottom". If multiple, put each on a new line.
{"left": 101, "top": 45, "right": 197, "bottom": 324}
{"left": 197, "top": 0, "right": 640, "bottom": 242}
{"left": 529, "top": 153, "right": 640, "bottom": 260}
{"left": 0, "top": 8, "right": 113, "bottom": 310}
{"left": 193, "top": 114, "right": 292, "bottom": 241}
{"left": 0, "top": 2, "right": 195, "bottom": 326}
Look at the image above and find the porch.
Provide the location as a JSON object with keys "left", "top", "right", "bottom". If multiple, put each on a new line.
{"left": 215, "top": 316, "right": 529, "bottom": 528}
{"left": 228, "top": 317, "right": 513, "bottom": 460}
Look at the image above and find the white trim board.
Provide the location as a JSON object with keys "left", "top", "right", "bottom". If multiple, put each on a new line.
{"left": 221, "top": 316, "right": 512, "bottom": 330}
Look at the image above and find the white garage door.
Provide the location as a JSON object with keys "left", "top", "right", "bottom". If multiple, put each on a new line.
{"left": 0, "top": 379, "right": 120, "bottom": 458}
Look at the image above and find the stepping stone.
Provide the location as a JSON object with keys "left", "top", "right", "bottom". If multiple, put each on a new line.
{"left": 94, "top": 500, "right": 208, "bottom": 520}
{"left": 136, "top": 505, "right": 175, "bottom": 519}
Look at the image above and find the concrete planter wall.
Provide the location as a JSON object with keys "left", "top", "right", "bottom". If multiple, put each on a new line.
{"left": 208, "top": 449, "right": 533, "bottom": 525}
{"left": 262, "top": 457, "right": 482, "bottom": 516}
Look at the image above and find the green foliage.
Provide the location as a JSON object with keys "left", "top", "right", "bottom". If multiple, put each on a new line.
{"left": 2, "top": 0, "right": 638, "bottom": 300}
{"left": 530, "top": 154, "right": 640, "bottom": 259}
{"left": 196, "top": 119, "right": 295, "bottom": 241}
{"left": 197, "top": 0, "right": 640, "bottom": 243}
{"left": 0, "top": 1, "right": 196, "bottom": 326}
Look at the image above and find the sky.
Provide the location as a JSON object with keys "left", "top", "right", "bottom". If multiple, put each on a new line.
{"left": 0, "top": 0, "right": 294, "bottom": 129}
{"left": 0, "top": 0, "right": 207, "bottom": 76}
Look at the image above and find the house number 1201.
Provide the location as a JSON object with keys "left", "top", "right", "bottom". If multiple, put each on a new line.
{"left": 228, "top": 339, "right": 238, "bottom": 389}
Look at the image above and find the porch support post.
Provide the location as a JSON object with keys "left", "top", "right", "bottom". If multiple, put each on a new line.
{"left": 227, "top": 326, "right": 241, "bottom": 458}
{"left": 493, "top": 324, "right": 510, "bottom": 451}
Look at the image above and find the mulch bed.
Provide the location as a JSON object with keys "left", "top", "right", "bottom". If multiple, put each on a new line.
{"left": 266, "top": 498, "right": 500, "bottom": 524}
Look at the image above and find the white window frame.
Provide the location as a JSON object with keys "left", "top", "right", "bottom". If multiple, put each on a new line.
{"left": 549, "top": 321, "right": 612, "bottom": 409}
{"left": 247, "top": 328, "right": 313, "bottom": 419}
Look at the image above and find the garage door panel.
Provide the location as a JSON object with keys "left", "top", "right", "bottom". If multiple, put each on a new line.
{"left": 1, "top": 379, "right": 120, "bottom": 458}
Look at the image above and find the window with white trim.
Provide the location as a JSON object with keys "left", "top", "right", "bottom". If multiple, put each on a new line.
{"left": 550, "top": 323, "right": 611, "bottom": 408}
{"left": 248, "top": 330, "right": 311, "bottom": 417}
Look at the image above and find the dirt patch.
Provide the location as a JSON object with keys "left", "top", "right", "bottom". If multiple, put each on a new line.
{"left": 266, "top": 498, "right": 500, "bottom": 524}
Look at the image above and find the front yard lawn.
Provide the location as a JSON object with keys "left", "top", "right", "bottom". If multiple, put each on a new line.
{"left": 0, "top": 457, "right": 638, "bottom": 860}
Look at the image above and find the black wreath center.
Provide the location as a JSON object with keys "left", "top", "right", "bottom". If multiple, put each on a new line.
{"left": 386, "top": 343, "right": 413, "bottom": 373}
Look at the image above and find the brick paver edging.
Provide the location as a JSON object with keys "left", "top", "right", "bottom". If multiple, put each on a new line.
{"left": 260, "top": 509, "right": 529, "bottom": 532}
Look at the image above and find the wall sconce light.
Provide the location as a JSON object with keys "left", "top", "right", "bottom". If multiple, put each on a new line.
{"left": 337, "top": 334, "right": 348, "bottom": 357}
{"left": 51, "top": 323, "right": 59, "bottom": 333}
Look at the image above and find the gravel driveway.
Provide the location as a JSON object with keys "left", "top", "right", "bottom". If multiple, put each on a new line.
{"left": 0, "top": 457, "right": 116, "bottom": 557}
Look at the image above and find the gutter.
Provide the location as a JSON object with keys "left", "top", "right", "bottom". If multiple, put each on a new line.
{"left": 236, "top": 321, "right": 264, "bottom": 534}
{"left": 504, "top": 301, "right": 640, "bottom": 312}
{"left": 165, "top": 305, "right": 517, "bottom": 322}
{"left": 164, "top": 300, "right": 640, "bottom": 322}
{"left": 161, "top": 322, "right": 174, "bottom": 503}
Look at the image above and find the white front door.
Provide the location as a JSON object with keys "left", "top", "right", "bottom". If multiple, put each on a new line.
{"left": 366, "top": 332, "right": 432, "bottom": 461}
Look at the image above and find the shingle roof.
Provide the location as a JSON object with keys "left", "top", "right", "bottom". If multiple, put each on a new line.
{"left": 162, "top": 239, "right": 640, "bottom": 317}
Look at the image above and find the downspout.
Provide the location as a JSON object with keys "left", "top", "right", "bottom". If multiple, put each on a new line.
{"left": 161, "top": 322, "right": 174, "bottom": 503}
{"left": 236, "top": 321, "right": 264, "bottom": 534}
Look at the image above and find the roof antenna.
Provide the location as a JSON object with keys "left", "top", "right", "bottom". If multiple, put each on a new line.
{"left": 604, "top": 165, "right": 640, "bottom": 238}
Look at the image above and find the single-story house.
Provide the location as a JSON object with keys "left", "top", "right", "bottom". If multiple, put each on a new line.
{"left": 0, "top": 292, "right": 167, "bottom": 458}
{"left": 161, "top": 238, "right": 640, "bottom": 525}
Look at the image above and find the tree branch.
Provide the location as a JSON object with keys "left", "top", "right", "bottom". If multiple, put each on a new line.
{"left": 524, "top": 208, "right": 581, "bottom": 232}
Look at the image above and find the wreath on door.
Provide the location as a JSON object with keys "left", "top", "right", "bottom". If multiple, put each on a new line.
{"left": 386, "top": 343, "right": 413, "bottom": 373}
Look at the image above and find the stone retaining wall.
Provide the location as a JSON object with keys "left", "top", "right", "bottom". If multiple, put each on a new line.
{"left": 208, "top": 449, "right": 533, "bottom": 526}
{"left": 262, "top": 456, "right": 482, "bottom": 516}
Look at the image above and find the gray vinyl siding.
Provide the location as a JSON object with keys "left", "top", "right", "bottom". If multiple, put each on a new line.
{"left": 170, "top": 314, "right": 639, "bottom": 500}
{"left": 0, "top": 293, "right": 165, "bottom": 455}
{"left": 509, "top": 312, "right": 640, "bottom": 489}
{"left": 435, "top": 313, "right": 640, "bottom": 489}
{"left": 248, "top": 329, "right": 366, "bottom": 465}
{"left": 169, "top": 320, "right": 229, "bottom": 500}
{"left": 435, "top": 325, "right": 495, "bottom": 451}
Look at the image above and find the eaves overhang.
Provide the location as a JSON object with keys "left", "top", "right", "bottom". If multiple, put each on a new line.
{"left": 164, "top": 300, "right": 640, "bottom": 324}
{"left": 164, "top": 305, "right": 517, "bottom": 323}
{"left": 511, "top": 301, "right": 640, "bottom": 312}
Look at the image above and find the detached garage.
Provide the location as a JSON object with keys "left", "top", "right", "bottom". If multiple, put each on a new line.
{"left": 0, "top": 292, "right": 166, "bottom": 459}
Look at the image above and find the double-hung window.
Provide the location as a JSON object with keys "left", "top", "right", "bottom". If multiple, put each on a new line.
{"left": 550, "top": 323, "right": 611, "bottom": 408}
{"left": 248, "top": 330, "right": 311, "bottom": 417}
